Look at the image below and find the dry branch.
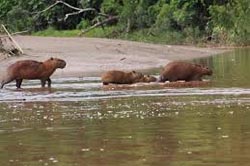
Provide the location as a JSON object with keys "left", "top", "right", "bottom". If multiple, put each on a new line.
{"left": 80, "top": 16, "right": 119, "bottom": 35}
{"left": 34, "top": 0, "right": 97, "bottom": 21}
{"left": 64, "top": 8, "right": 96, "bottom": 21}
{"left": 33, "top": 0, "right": 117, "bottom": 34}
{"left": 1, "top": 24, "right": 24, "bottom": 54}
{"left": 1, "top": 30, "right": 29, "bottom": 37}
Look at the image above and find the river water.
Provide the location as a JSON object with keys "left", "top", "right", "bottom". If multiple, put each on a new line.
{"left": 0, "top": 48, "right": 250, "bottom": 166}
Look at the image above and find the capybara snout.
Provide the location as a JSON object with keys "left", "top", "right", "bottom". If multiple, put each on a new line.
{"left": 139, "top": 75, "right": 157, "bottom": 83}
{"left": 204, "top": 67, "right": 213, "bottom": 75}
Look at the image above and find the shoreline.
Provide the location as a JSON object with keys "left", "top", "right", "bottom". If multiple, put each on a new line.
{"left": 0, "top": 36, "right": 230, "bottom": 78}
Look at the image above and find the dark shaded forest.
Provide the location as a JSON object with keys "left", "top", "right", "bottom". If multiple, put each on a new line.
{"left": 0, "top": 0, "right": 249, "bottom": 45}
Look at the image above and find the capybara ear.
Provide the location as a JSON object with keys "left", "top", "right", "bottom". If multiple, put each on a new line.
{"left": 50, "top": 57, "right": 54, "bottom": 60}
{"left": 132, "top": 70, "right": 136, "bottom": 73}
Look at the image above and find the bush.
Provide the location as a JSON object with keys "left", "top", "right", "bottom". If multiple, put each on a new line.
{"left": 76, "top": 20, "right": 90, "bottom": 29}
{"left": 6, "top": 6, "right": 33, "bottom": 31}
{"left": 209, "top": 0, "right": 250, "bottom": 45}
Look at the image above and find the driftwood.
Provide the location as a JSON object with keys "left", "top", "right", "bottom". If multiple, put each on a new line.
{"left": 1, "top": 25, "right": 24, "bottom": 54}
{"left": 0, "top": 30, "right": 29, "bottom": 37}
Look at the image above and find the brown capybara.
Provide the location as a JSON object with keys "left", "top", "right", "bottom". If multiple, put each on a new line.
{"left": 138, "top": 75, "right": 157, "bottom": 83}
{"left": 160, "top": 61, "right": 212, "bottom": 82}
{"left": 0, "top": 57, "right": 66, "bottom": 89}
{"left": 101, "top": 70, "right": 144, "bottom": 85}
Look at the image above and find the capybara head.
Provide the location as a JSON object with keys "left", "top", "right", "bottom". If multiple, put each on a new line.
{"left": 130, "top": 71, "right": 144, "bottom": 81}
{"left": 141, "top": 75, "right": 157, "bottom": 82}
{"left": 47, "top": 57, "right": 66, "bottom": 69}
{"left": 195, "top": 64, "right": 213, "bottom": 76}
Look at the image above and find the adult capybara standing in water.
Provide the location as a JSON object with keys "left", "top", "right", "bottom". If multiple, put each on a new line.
{"left": 101, "top": 70, "right": 144, "bottom": 85}
{"left": 0, "top": 57, "right": 66, "bottom": 88}
{"left": 160, "top": 61, "right": 212, "bottom": 82}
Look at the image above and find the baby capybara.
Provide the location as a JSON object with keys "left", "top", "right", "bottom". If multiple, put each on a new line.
{"left": 101, "top": 70, "right": 144, "bottom": 85}
{"left": 160, "top": 61, "right": 212, "bottom": 82}
{"left": 138, "top": 75, "right": 157, "bottom": 83}
{"left": 0, "top": 57, "right": 66, "bottom": 88}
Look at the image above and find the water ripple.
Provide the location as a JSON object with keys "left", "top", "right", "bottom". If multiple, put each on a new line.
{"left": 0, "top": 77, "right": 250, "bottom": 102}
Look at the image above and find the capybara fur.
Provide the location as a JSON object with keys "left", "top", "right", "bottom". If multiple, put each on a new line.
{"left": 160, "top": 61, "right": 212, "bottom": 82}
{"left": 0, "top": 57, "right": 66, "bottom": 88}
{"left": 101, "top": 70, "right": 144, "bottom": 85}
{"left": 138, "top": 75, "right": 157, "bottom": 83}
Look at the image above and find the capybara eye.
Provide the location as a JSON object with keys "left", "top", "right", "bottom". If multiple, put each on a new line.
{"left": 50, "top": 57, "right": 54, "bottom": 60}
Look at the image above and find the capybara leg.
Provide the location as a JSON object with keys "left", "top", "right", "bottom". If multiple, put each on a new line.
{"left": 16, "top": 79, "right": 23, "bottom": 88}
{"left": 103, "top": 82, "right": 109, "bottom": 85}
{"left": 0, "top": 80, "right": 5, "bottom": 89}
{"left": 47, "top": 78, "right": 51, "bottom": 87}
{"left": 169, "top": 78, "right": 177, "bottom": 82}
{"left": 0, "top": 82, "right": 4, "bottom": 89}
{"left": 0, "top": 77, "right": 15, "bottom": 89}
{"left": 188, "top": 76, "right": 202, "bottom": 82}
{"left": 41, "top": 79, "right": 46, "bottom": 87}
{"left": 159, "top": 75, "right": 165, "bottom": 82}
{"left": 1, "top": 77, "right": 14, "bottom": 89}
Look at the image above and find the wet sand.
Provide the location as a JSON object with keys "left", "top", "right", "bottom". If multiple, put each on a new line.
{"left": 0, "top": 36, "right": 229, "bottom": 78}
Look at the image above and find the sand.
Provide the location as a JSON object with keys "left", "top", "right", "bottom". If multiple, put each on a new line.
{"left": 0, "top": 36, "right": 229, "bottom": 78}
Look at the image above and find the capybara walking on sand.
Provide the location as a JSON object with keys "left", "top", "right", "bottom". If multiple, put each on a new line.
{"left": 101, "top": 70, "right": 144, "bottom": 85}
{"left": 160, "top": 61, "right": 212, "bottom": 82}
{"left": 0, "top": 57, "right": 66, "bottom": 88}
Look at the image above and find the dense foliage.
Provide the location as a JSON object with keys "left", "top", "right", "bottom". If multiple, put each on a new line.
{"left": 0, "top": 0, "right": 249, "bottom": 45}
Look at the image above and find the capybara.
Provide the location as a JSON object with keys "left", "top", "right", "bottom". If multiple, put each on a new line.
{"left": 160, "top": 61, "right": 212, "bottom": 82}
{"left": 101, "top": 70, "right": 144, "bottom": 85}
{"left": 0, "top": 57, "right": 66, "bottom": 88}
{"left": 138, "top": 75, "right": 157, "bottom": 83}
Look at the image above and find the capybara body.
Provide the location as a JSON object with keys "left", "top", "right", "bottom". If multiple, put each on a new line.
{"left": 138, "top": 75, "right": 157, "bottom": 83}
{"left": 160, "top": 61, "right": 212, "bottom": 82}
{"left": 0, "top": 57, "right": 66, "bottom": 88}
{"left": 101, "top": 70, "right": 144, "bottom": 85}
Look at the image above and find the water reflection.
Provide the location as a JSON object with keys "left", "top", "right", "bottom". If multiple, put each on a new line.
{"left": 194, "top": 48, "right": 250, "bottom": 87}
{"left": 0, "top": 48, "right": 250, "bottom": 166}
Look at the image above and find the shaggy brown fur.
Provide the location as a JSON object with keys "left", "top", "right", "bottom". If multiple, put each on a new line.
{"left": 138, "top": 75, "right": 157, "bottom": 83}
{"left": 160, "top": 61, "right": 212, "bottom": 82}
{"left": 0, "top": 57, "right": 66, "bottom": 88}
{"left": 101, "top": 70, "right": 144, "bottom": 85}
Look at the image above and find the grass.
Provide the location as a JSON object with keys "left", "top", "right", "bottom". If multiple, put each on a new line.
{"left": 32, "top": 26, "right": 207, "bottom": 46}
{"left": 33, "top": 27, "right": 81, "bottom": 37}
{"left": 33, "top": 26, "right": 116, "bottom": 38}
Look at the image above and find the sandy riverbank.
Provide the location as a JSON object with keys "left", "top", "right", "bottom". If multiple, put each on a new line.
{"left": 0, "top": 36, "right": 229, "bottom": 78}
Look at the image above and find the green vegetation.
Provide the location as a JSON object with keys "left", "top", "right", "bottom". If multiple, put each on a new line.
{"left": 1, "top": 0, "right": 249, "bottom": 46}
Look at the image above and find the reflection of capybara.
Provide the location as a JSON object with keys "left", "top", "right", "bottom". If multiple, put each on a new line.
{"left": 0, "top": 57, "right": 66, "bottom": 88}
{"left": 138, "top": 75, "right": 157, "bottom": 83}
{"left": 101, "top": 70, "right": 144, "bottom": 85}
{"left": 160, "top": 61, "right": 212, "bottom": 82}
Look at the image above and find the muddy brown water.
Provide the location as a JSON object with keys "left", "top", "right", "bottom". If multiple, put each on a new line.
{"left": 0, "top": 48, "right": 250, "bottom": 166}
